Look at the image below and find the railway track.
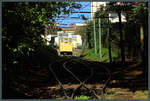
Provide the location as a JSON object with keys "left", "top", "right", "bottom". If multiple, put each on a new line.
{"left": 49, "top": 56, "right": 112, "bottom": 99}
{"left": 6, "top": 56, "right": 147, "bottom": 99}
{"left": 7, "top": 56, "right": 112, "bottom": 99}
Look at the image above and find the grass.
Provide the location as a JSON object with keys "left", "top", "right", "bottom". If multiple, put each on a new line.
{"left": 74, "top": 96, "right": 102, "bottom": 100}
{"left": 83, "top": 48, "right": 118, "bottom": 62}
{"left": 133, "top": 90, "right": 148, "bottom": 99}
{"left": 74, "top": 96, "right": 90, "bottom": 100}
{"left": 65, "top": 90, "right": 148, "bottom": 100}
{"left": 74, "top": 93, "right": 117, "bottom": 100}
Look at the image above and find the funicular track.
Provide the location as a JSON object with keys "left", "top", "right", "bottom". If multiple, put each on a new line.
{"left": 49, "top": 57, "right": 112, "bottom": 99}
{"left": 5, "top": 56, "right": 147, "bottom": 99}
{"left": 7, "top": 56, "right": 112, "bottom": 99}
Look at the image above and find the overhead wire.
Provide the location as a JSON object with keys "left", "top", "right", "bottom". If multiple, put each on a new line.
{"left": 54, "top": 1, "right": 118, "bottom": 27}
{"left": 54, "top": 1, "right": 92, "bottom": 27}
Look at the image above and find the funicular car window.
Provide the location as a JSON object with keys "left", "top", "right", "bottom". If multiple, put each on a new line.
{"left": 61, "top": 38, "right": 64, "bottom": 43}
{"left": 69, "top": 38, "right": 72, "bottom": 44}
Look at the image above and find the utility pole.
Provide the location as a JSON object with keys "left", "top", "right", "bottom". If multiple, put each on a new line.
{"left": 93, "top": 19, "right": 97, "bottom": 55}
{"left": 99, "top": 18, "right": 102, "bottom": 59}
{"left": 85, "top": 16, "right": 89, "bottom": 48}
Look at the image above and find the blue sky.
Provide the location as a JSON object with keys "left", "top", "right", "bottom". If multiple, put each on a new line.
{"left": 55, "top": 2, "right": 91, "bottom": 27}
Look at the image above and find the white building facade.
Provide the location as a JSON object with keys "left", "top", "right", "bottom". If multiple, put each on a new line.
{"left": 91, "top": 1, "right": 127, "bottom": 23}
{"left": 91, "top": 2, "right": 107, "bottom": 20}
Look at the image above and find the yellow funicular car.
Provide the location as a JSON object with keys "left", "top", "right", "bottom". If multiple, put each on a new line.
{"left": 59, "top": 36, "right": 73, "bottom": 55}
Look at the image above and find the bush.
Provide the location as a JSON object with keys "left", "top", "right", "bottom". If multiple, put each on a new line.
{"left": 24, "top": 45, "right": 59, "bottom": 64}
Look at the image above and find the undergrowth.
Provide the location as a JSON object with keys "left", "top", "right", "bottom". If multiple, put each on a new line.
{"left": 83, "top": 48, "right": 118, "bottom": 62}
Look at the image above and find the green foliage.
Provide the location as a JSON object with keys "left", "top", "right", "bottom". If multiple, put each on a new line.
{"left": 75, "top": 96, "right": 90, "bottom": 100}
{"left": 2, "top": 2, "right": 80, "bottom": 65}
{"left": 91, "top": 2, "right": 148, "bottom": 62}
{"left": 81, "top": 17, "right": 109, "bottom": 49}
{"left": 80, "top": 2, "right": 148, "bottom": 63}
{"left": 130, "top": 3, "right": 148, "bottom": 24}
{"left": 84, "top": 48, "right": 118, "bottom": 62}
{"left": 106, "top": 2, "right": 133, "bottom": 12}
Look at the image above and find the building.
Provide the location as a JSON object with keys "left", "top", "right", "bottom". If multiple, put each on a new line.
{"left": 71, "top": 34, "right": 82, "bottom": 48}
{"left": 109, "top": 13, "right": 127, "bottom": 23}
{"left": 91, "top": 1, "right": 107, "bottom": 20}
{"left": 91, "top": 1, "right": 127, "bottom": 23}
{"left": 75, "top": 23, "right": 87, "bottom": 27}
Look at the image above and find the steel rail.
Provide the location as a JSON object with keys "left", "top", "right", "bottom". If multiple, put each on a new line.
{"left": 70, "top": 59, "right": 112, "bottom": 100}
{"left": 89, "top": 62, "right": 112, "bottom": 100}
{"left": 71, "top": 59, "right": 104, "bottom": 99}
{"left": 48, "top": 56, "right": 80, "bottom": 99}
{"left": 63, "top": 58, "right": 99, "bottom": 99}
{"left": 49, "top": 58, "right": 72, "bottom": 99}
{"left": 49, "top": 56, "right": 111, "bottom": 100}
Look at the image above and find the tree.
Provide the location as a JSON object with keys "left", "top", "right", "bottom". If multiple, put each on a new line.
{"left": 93, "top": 2, "right": 148, "bottom": 64}
{"left": 106, "top": 2, "right": 134, "bottom": 63}
{"left": 125, "top": 2, "right": 148, "bottom": 74}
{"left": 2, "top": 2, "right": 81, "bottom": 65}
{"left": 131, "top": 3, "right": 148, "bottom": 63}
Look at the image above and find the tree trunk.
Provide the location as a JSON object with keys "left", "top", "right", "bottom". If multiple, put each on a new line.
{"left": 107, "top": 18, "right": 112, "bottom": 63}
{"left": 118, "top": 12, "right": 125, "bottom": 63}
{"left": 87, "top": 33, "right": 92, "bottom": 49}
{"left": 45, "top": 27, "right": 48, "bottom": 45}
{"left": 108, "top": 27, "right": 112, "bottom": 63}
{"left": 142, "top": 24, "right": 148, "bottom": 75}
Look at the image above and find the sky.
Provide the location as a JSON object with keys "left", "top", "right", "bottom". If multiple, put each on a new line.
{"left": 54, "top": 2, "right": 91, "bottom": 27}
